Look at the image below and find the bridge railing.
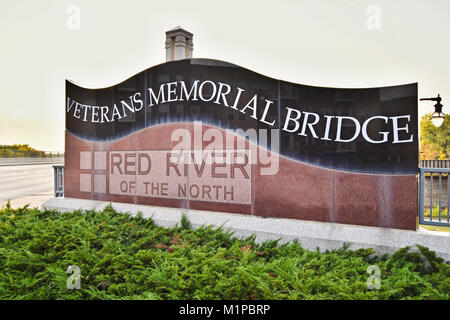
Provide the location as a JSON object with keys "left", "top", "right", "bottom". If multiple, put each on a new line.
{"left": 419, "top": 167, "right": 450, "bottom": 227}
{"left": 420, "top": 160, "right": 450, "bottom": 169}
{"left": 53, "top": 165, "right": 64, "bottom": 197}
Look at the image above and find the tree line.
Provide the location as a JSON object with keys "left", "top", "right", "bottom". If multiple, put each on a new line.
{"left": 420, "top": 113, "right": 449, "bottom": 160}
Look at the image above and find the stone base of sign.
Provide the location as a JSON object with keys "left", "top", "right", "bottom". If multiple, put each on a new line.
{"left": 42, "top": 197, "right": 450, "bottom": 261}
{"left": 64, "top": 125, "right": 418, "bottom": 230}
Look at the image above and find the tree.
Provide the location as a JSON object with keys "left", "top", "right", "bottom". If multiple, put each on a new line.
{"left": 420, "top": 113, "right": 450, "bottom": 160}
{"left": 0, "top": 144, "right": 46, "bottom": 158}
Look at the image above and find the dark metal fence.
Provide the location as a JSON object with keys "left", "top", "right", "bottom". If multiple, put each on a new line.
{"left": 420, "top": 160, "right": 450, "bottom": 169}
{"left": 419, "top": 167, "right": 450, "bottom": 227}
{"left": 53, "top": 165, "right": 64, "bottom": 197}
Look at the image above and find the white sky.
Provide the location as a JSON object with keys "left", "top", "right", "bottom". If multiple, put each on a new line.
{"left": 0, "top": 0, "right": 449, "bottom": 152}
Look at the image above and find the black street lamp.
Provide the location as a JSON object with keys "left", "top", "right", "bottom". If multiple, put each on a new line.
{"left": 420, "top": 94, "right": 445, "bottom": 127}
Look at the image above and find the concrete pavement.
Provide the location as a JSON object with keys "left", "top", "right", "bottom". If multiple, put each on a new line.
{"left": 0, "top": 164, "right": 58, "bottom": 208}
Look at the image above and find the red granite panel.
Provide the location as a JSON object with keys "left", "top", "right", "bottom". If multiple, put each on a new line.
{"left": 107, "top": 139, "right": 135, "bottom": 204}
{"left": 392, "top": 175, "right": 417, "bottom": 230}
{"left": 136, "top": 196, "right": 187, "bottom": 209}
{"left": 333, "top": 172, "right": 417, "bottom": 230}
{"left": 188, "top": 200, "right": 251, "bottom": 215}
{"left": 64, "top": 124, "right": 417, "bottom": 230}
{"left": 254, "top": 157, "right": 333, "bottom": 222}
{"left": 136, "top": 123, "right": 190, "bottom": 150}
{"left": 333, "top": 172, "right": 381, "bottom": 228}
{"left": 64, "top": 131, "right": 92, "bottom": 200}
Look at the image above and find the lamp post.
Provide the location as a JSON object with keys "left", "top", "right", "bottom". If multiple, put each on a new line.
{"left": 420, "top": 94, "right": 446, "bottom": 127}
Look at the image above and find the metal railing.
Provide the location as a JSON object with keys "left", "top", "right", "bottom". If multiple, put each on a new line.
{"left": 53, "top": 165, "right": 64, "bottom": 197}
{"left": 420, "top": 160, "right": 450, "bottom": 169}
{"left": 419, "top": 167, "right": 450, "bottom": 227}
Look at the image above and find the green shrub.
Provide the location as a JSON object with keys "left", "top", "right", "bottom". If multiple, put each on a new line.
{"left": 0, "top": 204, "right": 448, "bottom": 300}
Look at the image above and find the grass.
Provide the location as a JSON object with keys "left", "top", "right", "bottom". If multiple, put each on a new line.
{"left": 420, "top": 225, "right": 450, "bottom": 232}
{"left": 0, "top": 203, "right": 448, "bottom": 300}
{"left": 424, "top": 206, "right": 449, "bottom": 219}
{"left": 419, "top": 207, "right": 450, "bottom": 232}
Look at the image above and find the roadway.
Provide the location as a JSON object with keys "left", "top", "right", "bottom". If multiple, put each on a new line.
{"left": 0, "top": 163, "right": 60, "bottom": 208}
